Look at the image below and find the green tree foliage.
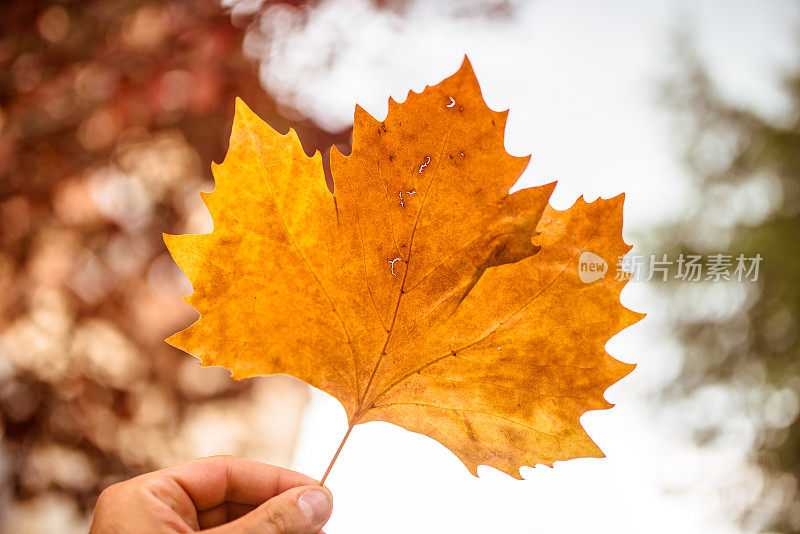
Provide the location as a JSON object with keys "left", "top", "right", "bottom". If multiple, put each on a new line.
{"left": 657, "top": 49, "right": 800, "bottom": 532}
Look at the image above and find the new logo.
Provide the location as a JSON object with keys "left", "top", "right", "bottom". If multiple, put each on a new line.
{"left": 578, "top": 251, "right": 608, "bottom": 283}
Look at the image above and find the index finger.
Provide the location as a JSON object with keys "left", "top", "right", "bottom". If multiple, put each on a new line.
{"left": 160, "top": 455, "right": 319, "bottom": 511}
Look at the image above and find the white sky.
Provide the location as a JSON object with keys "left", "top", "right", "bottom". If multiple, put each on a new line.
{"left": 239, "top": 1, "right": 800, "bottom": 532}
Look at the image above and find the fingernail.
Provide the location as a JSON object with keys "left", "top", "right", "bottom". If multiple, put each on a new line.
{"left": 298, "top": 489, "right": 332, "bottom": 525}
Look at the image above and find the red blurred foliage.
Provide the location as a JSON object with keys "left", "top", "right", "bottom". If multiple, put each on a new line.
{"left": 0, "top": 0, "right": 348, "bottom": 526}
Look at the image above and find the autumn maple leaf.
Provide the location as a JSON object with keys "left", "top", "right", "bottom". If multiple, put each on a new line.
{"left": 164, "top": 57, "right": 643, "bottom": 481}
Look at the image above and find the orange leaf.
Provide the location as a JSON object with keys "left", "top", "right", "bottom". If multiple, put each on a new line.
{"left": 164, "top": 58, "right": 643, "bottom": 479}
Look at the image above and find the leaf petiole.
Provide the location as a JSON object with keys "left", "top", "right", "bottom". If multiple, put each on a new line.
{"left": 319, "top": 422, "right": 355, "bottom": 485}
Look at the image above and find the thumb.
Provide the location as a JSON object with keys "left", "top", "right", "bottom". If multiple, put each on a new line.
{"left": 205, "top": 485, "right": 333, "bottom": 534}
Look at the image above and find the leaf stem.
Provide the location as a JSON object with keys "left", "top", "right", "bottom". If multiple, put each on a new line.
{"left": 319, "top": 423, "right": 355, "bottom": 485}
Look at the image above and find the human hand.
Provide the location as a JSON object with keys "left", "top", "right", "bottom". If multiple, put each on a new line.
{"left": 89, "top": 456, "right": 333, "bottom": 534}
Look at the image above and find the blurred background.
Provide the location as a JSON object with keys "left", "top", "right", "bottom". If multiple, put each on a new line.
{"left": 0, "top": 0, "right": 798, "bottom": 532}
